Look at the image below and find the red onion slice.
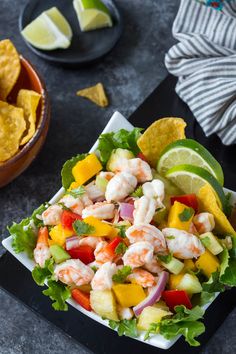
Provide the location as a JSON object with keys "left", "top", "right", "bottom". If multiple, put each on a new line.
{"left": 133, "top": 271, "right": 169, "bottom": 317}
{"left": 119, "top": 203, "right": 134, "bottom": 222}
{"left": 66, "top": 236, "right": 80, "bottom": 250}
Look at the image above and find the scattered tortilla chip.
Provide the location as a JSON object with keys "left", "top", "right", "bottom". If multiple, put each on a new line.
{"left": 0, "top": 39, "right": 21, "bottom": 100}
{"left": 0, "top": 101, "right": 25, "bottom": 162}
{"left": 16, "top": 89, "right": 41, "bottom": 145}
{"left": 76, "top": 83, "right": 108, "bottom": 107}
{"left": 197, "top": 184, "right": 236, "bottom": 235}
{"left": 137, "top": 117, "right": 186, "bottom": 167}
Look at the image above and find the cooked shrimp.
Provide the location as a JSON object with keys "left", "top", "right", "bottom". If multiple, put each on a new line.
{"left": 122, "top": 241, "right": 154, "bottom": 268}
{"left": 117, "top": 306, "right": 134, "bottom": 320}
{"left": 94, "top": 241, "right": 114, "bottom": 264}
{"left": 59, "top": 193, "right": 92, "bottom": 215}
{"left": 193, "top": 212, "right": 215, "bottom": 234}
{"left": 54, "top": 259, "right": 94, "bottom": 286}
{"left": 116, "top": 158, "right": 152, "bottom": 183}
{"left": 82, "top": 201, "right": 115, "bottom": 220}
{"left": 105, "top": 172, "right": 137, "bottom": 202}
{"left": 42, "top": 204, "right": 63, "bottom": 226}
{"left": 127, "top": 268, "right": 156, "bottom": 288}
{"left": 133, "top": 196, "right": 156, "bottom": 224}
{"left": 162, "top": 228, "right": 205, "bottom": 259}
{"left": 79, "top": 236, "right": 103, "bottom": 249}
{"left": 144, "top": 258, "right": 164, "bottom": 274}
{"left": 142, "top": 179, "right": 165, "bottom": 201}
{"left": 189, "top": 222, "right": 199, "bottom": 235}
{"left": 84, "top": 181, "right": 105, "bottom": 201}
{"left": 98, "top": 171, "right": 115, "bottom": 181}
{"left": 91, "top": 262, "right": 117, "bottom": 291}
{"left": 34, "top": 227, "right": 51, "bottom": 267}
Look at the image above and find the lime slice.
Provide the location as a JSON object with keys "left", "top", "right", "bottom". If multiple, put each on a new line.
{"left": 73, "top": 0, "right": 112, "bottom": 32}
{"left": 165, "top": 164, "right": 227, "bottom": 212}
{"left": 21, "top": 7, "right": 72, "bottom": 50}
{"left": 157, "top": 139, "right": 224, "bottom": 186}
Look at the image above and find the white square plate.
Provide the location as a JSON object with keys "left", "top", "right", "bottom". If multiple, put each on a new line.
{"left": 2, "top": 111, "right": 236, "bottom": 349}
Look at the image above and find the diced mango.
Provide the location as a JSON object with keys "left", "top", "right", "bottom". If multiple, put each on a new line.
{"left": 112, "top": 284, "right": 146, "bottom": 308}
{"left": 168, "top": 201, "right": 194, "bottom": 231}
{"left": 69, "top": 181, "right": 80, "bottom": 190}
{"left": 183, "top": 259, "right": 197, "bottom": 272}
{"left": 49, "top": 223, "right": 74, "bottom": 246}
{"left": 72, "top": 154, "right": 102, "bottom": 185}
{"left": 83, "top": 216, "right": 116, "bottom": 237}
{"left": 195, "top": 250, "right": 220, "bottom": 278}
{"left": 169, "top": 274, "right": 184, "bottom": 290}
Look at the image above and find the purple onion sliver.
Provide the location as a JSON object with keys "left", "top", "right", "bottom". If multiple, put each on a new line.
{"left": 65, "top": 236, "right": 80, "bottom": 250}
{"left": 119, "top": 203, "right": 134, "bottom": 222}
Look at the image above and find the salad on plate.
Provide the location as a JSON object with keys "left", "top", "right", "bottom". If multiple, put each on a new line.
{"left": 7, "top": 117, "right": 236, "bottom": 347}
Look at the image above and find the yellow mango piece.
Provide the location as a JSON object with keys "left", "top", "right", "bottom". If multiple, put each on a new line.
{"left": 72, "top": 154, "right": 102, "bottom": 185}
{"left": 169, "top": 274, "right": 184, "bottom": 290}
{"left": 195, "top": 250, "right": 220, "bottom": 278}
{"left": 49, "top": 223, "right": 74, "bottom": 247}
{"left": 69, "top": 181, "right": 80, "bottom": 190}
{"left": 183, "top": 259, "right": 197, "bottom": 272}
{"left": 112, "top": 284, "right": 146, "bottom": 308}
{"left": 168, "top": 201, "right": 194, "bottom": 231}
{"left": 83, "top": 216, "right": 115, "bottom": 237}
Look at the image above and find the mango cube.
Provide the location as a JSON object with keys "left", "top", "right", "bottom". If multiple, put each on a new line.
{"left": 112, "top": 284, "right": 146, "bottom": 307}
{"left": 72, "top": 153, "right": 102, "bottom": 185}
{"left": 49, "top": 223, "right": 74, "bottom": 246}
{"left": 83, "top": 216, "right": 116, "bottom": 237}
{"left": 168, "top": 201, "right": 194, "bottom": 231}
{"left": 195, "top": 249, "right": 220, "bottom": 278}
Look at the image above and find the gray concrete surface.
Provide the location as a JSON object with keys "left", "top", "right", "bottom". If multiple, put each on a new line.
{"left": 0, "top": 0, "right": 235, "bottom": 353}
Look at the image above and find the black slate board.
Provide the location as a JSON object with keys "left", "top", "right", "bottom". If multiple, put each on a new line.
{"left": 1, "top": 75, "right": 236, "bottom": 354}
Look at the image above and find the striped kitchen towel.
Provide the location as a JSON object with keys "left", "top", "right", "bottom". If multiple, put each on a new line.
{"left": 165, "top": 0, "right": 236, "bottom": 145}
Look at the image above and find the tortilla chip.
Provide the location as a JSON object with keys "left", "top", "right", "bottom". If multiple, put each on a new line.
{"left": 137, "top": 117, "right": 186, "bottom": 167}
{"left": 197, "top": 184, "right": 236, "bottom": 235}
{"left": 0, "top": 101, "right": 25, "bottom": 162}
{"left": 0, "top": 39, "right": 21, "bottom": 100}
{"left": 76, "top": 83, "right": 108, "bottom": 107}
{"left": 16, "top": 89, "right": 41, "bottom": 145}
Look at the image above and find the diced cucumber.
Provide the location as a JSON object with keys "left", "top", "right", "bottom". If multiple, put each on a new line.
{"left": 95, "top": 175, "right": 108, "bottom": 192}
{"left": 199, "top": 232, "right": 223, "bottom": 255}
{"left": 177, "top": 274, "right": 202, "bottom": 294}
{"left": 50, "top": 245, "right": 71, "bottom": 264}
{"left": 160, "top": 257, "right": 184, "bottom": 275}
{"left": 152, "top": 207, "right": 167, "bottom": 225}
{"left": 106, "top": 148, "right": 134, "bottom": 172}
{"left": 137, "top": 306, "right": 171, "bottom": 331}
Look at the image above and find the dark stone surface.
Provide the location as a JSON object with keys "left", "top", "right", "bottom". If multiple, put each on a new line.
{"left": 0, "top": 1, "right": 235, "bottom": 353}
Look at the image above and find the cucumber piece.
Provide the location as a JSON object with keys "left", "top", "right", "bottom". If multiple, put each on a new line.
{"left": 177, "top": 274, "right": 202, "bottom": 294}
{"left": 152, "top": 207, "right": 167, "bottom": 225}
{"left": 160, "top": 257, "right": 184, "bottom": 275}
{"left": 106, "top": 148, "right": 134, "bottom": 172}
{"left": 50, "top": 245, "right": 71, "bottom": 264}
{"left": 95, "top": 175, "right": 108, "bottom": 192}
{"left": 199, "top": 232, "right": 223, "bottom": 255}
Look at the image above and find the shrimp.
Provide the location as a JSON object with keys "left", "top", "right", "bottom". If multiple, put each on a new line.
{"left": 82, "top": 201, "right": 115, "bottom": 220}
{"left": 116, "top": 158, "right": 152, "bottom": 183}
{"left": 59, "top": 193, "right": 92, "bottom": 215}
{"left": 126, "top": 224, "right": 167, "bottom": 253}
{"left": 122, "top": 241, "right": 154, "bottom": 268}
{"left": 127, "top": 268, "right": 156, "bottom": 288}
{"left": 193, "top": 212, "right": 215, "bottom": 234}
{"left": 98, "top": 171, "right": 115, "bottom": 181}
{"left": 105, "top": 172, "right": 137, "bottom": 202}
{"left": 42, "top": 204, "right": 63, "bottom": 226}
{"left": 34, "top": 226, "right": 51, "bottom": 267}
{"left": 79, "top": 236, "right": 103, "bottom": 249}
{"left": 117, "top": 306, "right": 134, "bottom": 320}
{"left": 54, "top": 259, "right": 94, "bottom": 287}
{"left": 144, "top": 258, "right": 164, "bottom": 274}
{"left": 91, "top": 262, "right": 117, "bottom": 291}
{"left": 84, "top": 181, "right": 105, "bottom": 202}
{"left": 133, "top": 196, "right": 156, "bottom": 224}
{"left": 142, "top": 179, "right": 165, "bottom": 202}
{"left": 94, "top": 241, "right": 114, "bottom": 264}
{"left": 162, "top": 228, "right": 205, "bottom": 259}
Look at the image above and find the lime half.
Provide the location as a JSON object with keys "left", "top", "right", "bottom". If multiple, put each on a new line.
{"left": 157, "top": 139, "right": 224, "bottom": 186}
{"left": 165, "top": 164, "right": 227, "bottom": 212}
{"left": 73, "top": 0, "right": 112, "bottom": 32}
{"left": 21, "top": 7, "right": 72, "bottom": 50}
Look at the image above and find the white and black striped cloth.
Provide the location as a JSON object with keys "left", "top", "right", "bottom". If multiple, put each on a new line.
{"left": 165, "top": 0, "right": 236, "bottom": 145}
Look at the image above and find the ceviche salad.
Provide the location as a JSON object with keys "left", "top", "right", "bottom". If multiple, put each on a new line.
{"left": 8, "top": 117, "right": 236, "bottom": 347}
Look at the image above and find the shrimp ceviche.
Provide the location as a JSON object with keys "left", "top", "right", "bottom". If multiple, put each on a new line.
{"left": 8, "top": 118, "right": 236, "bottom": 347}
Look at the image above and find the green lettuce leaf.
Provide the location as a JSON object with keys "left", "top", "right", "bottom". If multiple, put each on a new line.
{"left": 9, "top": 218, "right": 37, "bottom": 259}
{"left": 97, "top": 128, "right": 143, "bottom": 164}
{"left": 31, "top": 203, "right": 49, "bottom": 228}
{"left": 219, "top": 238, "right": 236, "bottom": 286}
{"left": 32, "top": 258, "right": 54, "bottom": 286}
{"left": 43, "top": 280, "right": 71, "bottom": 311}
{"left": 109, "top": 319, "right": 138, "bottom": 338}
{"left": 199, "top": 291, "right": 216, "bottom": 306}
{"left": 202, "top": 272, "right": 225, "bottom": 293}
{"left": 61, "top": 153, "right": 87, "bottom": 189}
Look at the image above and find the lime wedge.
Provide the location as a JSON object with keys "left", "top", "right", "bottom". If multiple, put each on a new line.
{"left": 157, "top": 139, "right": 224, "bottom": 186}
{"left": 21, "top": 7, "right": 72, "bottom": 50}
{"left": 165, "top": 164, "right": 227, "bottom": 212}
{"left": 73, "top": 0, "right": 112, "bottom": 32}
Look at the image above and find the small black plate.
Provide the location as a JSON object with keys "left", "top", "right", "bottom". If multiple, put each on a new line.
{"left": 19, "top": 0, "right": 123, "bottom": 67}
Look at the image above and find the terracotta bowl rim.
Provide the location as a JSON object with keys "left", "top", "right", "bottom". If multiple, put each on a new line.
{"left": 0, "top": 55, "right": 50, "bottom": 170}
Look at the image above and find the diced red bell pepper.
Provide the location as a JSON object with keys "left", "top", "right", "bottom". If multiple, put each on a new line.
{"left": 162, "top": 290, "right": 192, "bottom": 311}
{"left": 105, "top": 237, "right": 123, "bottom": 255}
{"left": 67, "top": 245, "right": 95, "bottom": 264}
{"left": 170, "top": 194, "right": 198, "bottom": 213}
{"left": 137, "top": 152, "right": 147, "bottom": 161}
{"left": 61, "top": 210, "right": 82, "bottom": 230}
{"left": 72, "top": 288, "right": 92, "bottom": 311}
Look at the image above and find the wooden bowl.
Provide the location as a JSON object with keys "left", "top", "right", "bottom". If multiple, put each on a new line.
{"left": 0, "top": 57, "right": 50, "bottom": 187}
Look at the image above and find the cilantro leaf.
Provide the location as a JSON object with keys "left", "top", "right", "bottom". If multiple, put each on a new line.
{"left": 112, "top": 266, "right": 132, "bottom": 283}
{"left": 32, "top": 258, "right": 54, "bottom": 286}
{"left": 73, "top": 220, "right": 95, "bottom": 236}
{"left": 97, "top": 128, "right": 143, "bottom": 164}
{"left": 61, "top": 153, "right": 87, "bottom": 189}
{"left": 9, "top": 218, "right": 37, "bottom": 259}
{"left": 178, "top": 207, "right": 194, "bottom": 222}
{"left": 67, "top": 186, "right": 85, "bottom": 198}
{"left": 202, "top": 272, "right": 225, "bottom": 293}
{"left": 115, "top": 225, "right": 127, "bottom": 238}
{"left": 115, "top": 243, "right": 127, "bottom": 255}
{"left": 131, "top": 186, "right": 143, "bottom": 198}
{"left": 43, "top": 280, "right": 71, "bottom": 311}
{"left": 108, "top": 319, "right": 138, "bottom": 338}
{"left": 158, "top": 253, "right": 173, "bottom": 264}
{"left": 219, "top": 238, "right": 236, "bottom": 286}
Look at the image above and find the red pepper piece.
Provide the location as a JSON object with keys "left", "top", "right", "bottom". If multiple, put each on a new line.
{"left": 72, "top": 288, "right": 92, "bottom": 311}
{"left": 61, "top": 210, "right": 82, "bottom": 230}
{"left": 67, "top": 245, "right": 95, "bottom": 264}
{"left": 170, "top": 194, "right": 198, "bottom": 213}
{"left": 137, "top": 152, "right": 147, "bottom": 161}
{"left": 162, "top": 290, "right": 192, "bottom": 311}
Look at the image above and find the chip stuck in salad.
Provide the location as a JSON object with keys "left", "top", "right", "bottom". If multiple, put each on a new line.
{"left": 8, "top": 117, "right": 236, "bottom": 347}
